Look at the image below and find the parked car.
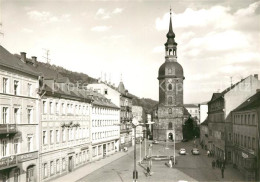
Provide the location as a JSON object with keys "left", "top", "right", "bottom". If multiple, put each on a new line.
{"left": 152, "top": 140, "right": 159, "bottom": 144}
{"left": 179, "top": 148, "right": 186, "bottom": 155}
{"left": 191, "top": 148, "right": 200, "bottom": 155}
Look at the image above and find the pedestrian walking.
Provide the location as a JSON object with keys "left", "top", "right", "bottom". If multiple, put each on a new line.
{"left": 146, "top": 166, "right": 150, "bottom": 176}
{"left": 216, "top": 159, "right": 219, "bottom": 168}
{"left": 169, "top": 159, "right": 172, "bottom": 168}
{"left": 219, "top": 160, "right": 222, "bottom": 169}
{"left": 221, "top": 164, "right": 225, "bottom": 178}
{"left": 212, "top": 160, "right": 215, "bottom": 169}
{"left": 207, "top": 150, "right": 210, "bottom": 157}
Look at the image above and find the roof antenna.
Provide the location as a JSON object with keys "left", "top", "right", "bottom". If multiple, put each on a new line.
{"left": 230, "top": 76, "right": 233, "bottom": 87}
{"left": 43, "top": 49, "right": 51, "bottom": 64}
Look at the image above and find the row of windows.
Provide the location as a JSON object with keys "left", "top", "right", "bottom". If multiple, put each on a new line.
{"left": 0, "top": 137, "right": 33, "bottom": 157}
{"left": 233, "top": 133, "right": 256, "bottom": 150}
{"left": 43, "top": 151, "right": 90, "bottom": 179}
{"left": 92, "top": 130, "right": 118, "bottom": 140}
{"left": 42, "top": 128, "right": 89, "bottom": 145}
{"left": 0, "top": 107, "right": 33, "bottom": 124}
{"left": 233, "top": 113, "right": 256, "bottom": 125}
{"left": 209, "top": 113, "right": 224, "bottom": 122}
{"left": 209, "top": 100, "right": 223, "bottom": 112}
{"left": 92, "top": 107, "right": 118, "bottom": 115}
{"left": 2, "top": 77, "right": 33, "bottom": 97}
{"left": 92, "top": 120, "right": 119, "bottom": 127}
{"left": 92, "top": 142, "right": 114, "bottom": 157}
{"left": 43, "top": 101, "right": 90, "bottom": 115}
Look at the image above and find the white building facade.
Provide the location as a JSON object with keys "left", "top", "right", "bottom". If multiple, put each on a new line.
{"left": 0, "top": 49, "right": 40, "bottom": 182}
{"left": 39, "top": 79, "right": 92, "bottom": 181}
{"left": 91, "top": 94, "right": 120, "bottom": 160}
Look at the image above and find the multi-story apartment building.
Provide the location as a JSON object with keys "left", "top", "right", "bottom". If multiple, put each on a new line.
{"left": 208, "top": 75, "right": 260, "bottom": 163}
{"left": 91, "top": 92, "right": 120, "bottom": 160}
{"left": 184, "top": 104, "right": 199, "bottom": 121}
{"left": 199, "top": 101, "right": 208, "bottom": 124}
{"left": 132, "top": 106, "right": 145, "bottom": 140}
{"left": 200, "top": 118, "right": 209, "bottom": 150}
{"left": 0, "top": 47, "right": 39, "bottom": 182}
{"left": 118, "top": 82, "right": 133, "bottom": 150}
{"left": 38, "top": 78, "right": 92, "bottom": 181}
{"left": 88, "top": 80, "right": 132, "bottom": 150}
{"left": 232, "top": 91, "right": 260, "bottom": 181}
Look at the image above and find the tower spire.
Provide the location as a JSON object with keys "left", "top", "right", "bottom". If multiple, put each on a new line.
{"left": 165, "top": 8, "right": 177, "bottom": 61}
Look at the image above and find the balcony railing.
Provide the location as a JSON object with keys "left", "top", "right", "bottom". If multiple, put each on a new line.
{"left": 0, "top": 124, "right": 17, "bottom": 135}
{"left": 0, "top": 155, "right": 18, "bottom": 170}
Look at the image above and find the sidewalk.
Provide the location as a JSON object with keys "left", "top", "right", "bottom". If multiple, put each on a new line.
{"left": 200, "top": 148, "right": 244, "bottom": 181}
{"left": 52, "top": 147, "right": 135, "bottom": 182}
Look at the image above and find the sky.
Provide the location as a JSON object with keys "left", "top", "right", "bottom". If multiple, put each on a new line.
{"left": 0, "top": 0, "right": 260, "bottom": 104}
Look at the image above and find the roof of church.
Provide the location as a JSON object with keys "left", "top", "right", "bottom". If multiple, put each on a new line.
{"left": 158, "top": 61, "right": 184, "bottom": 79}
{"left": 165, "top": 10, "right": 177, "bottom": 46}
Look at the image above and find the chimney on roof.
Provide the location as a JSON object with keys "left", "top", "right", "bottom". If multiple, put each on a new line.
{"left": 31, "top": 56, "right": 37, "bottom": 67}
{"left": 20, "top": 52, "right": 26, "bottom": 63}
{"left": 254, "top": 74, "right": 258, "bottom": 80}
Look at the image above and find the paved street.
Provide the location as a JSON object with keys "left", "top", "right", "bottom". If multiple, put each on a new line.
{"left": 76, "top": 140, "right": 244, "bottom": 182}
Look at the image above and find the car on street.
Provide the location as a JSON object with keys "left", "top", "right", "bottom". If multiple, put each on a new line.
{"left": 191, "top": 148, "right": 200, "bottom": 155}
{"left": 179, "top": 148, "right": 186, "bottom": 155}
{"left": 152, "top": 140, "right": 159, "bottom": 144}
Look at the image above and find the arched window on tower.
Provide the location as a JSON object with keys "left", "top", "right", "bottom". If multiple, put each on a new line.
{"left": 168, "top": 84, "right": 173, "bottom": 91}
{"left": 168, "top": 96, "right": 172, "bottom": 105}
{"left": 168, "top": 108, "right": 172, "bottom": 114}
{"left": 168, "top": 122, "right": 173, "bottom": 129}
{"left": 169, "top": 49, "right": 172, "bottom": 56}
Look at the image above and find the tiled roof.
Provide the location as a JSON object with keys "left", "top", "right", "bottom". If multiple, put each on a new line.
{"left": 209, "top": 77, "right": 248, "bottom": 103}
{"left": 184, "top": 104, "right": 198, "bottom": 108}
{"left": 200, "top": 117, "right": 209, "bottom": 126}
{"left": 0, "top": 46, "right": 39, "bottom": 77}
{"left": 233, "top": 91, "right": 260, "bottom": 112}
{"left": 183, "top": 106, "right": 191, "bottom": 116}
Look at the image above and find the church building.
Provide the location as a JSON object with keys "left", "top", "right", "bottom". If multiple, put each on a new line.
{"left": 153, "top": 10, "right": 185, "bottom": 141}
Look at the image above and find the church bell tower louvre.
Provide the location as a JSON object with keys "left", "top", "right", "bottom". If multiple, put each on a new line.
{"left": 154, "top": 9, "right": 185, "bottom": 142}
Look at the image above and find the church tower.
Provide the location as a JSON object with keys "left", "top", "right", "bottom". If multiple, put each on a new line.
{"left": 154, "top": 9, "right": 185, "bottom": 141}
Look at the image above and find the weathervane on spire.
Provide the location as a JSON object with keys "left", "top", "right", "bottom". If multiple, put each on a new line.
{"left": 170, "top": 5, "right": 172, "bottom": 16}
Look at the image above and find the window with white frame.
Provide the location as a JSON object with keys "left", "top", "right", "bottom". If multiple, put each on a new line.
{"left": 28, "top": 83, "right": 32, "bottom": 97}
{"left": 56, "top": 159, "right": 60, "bottom": 173}
{"left": 62, "top": 128, "right": 66, "bottom": 142}
{"left": 3, "top": 77, "right": 9, "bottom": 93}
{"left": 43, "top": 101, "right": 47, "bottom": 114}
{"left": 56, "top": 130, "right": 60, "bottom": 143}
{"left": 62, "top": 158, "right": 66, "bottom": 171}
{"left": 43, "top": 163, "right": 48, "bottom": 178}
{"left": 14, "top": 80, "right": 19, "bottom": 95}
{"left": 62, "top": 103, "right": 65, "bottom": 114}
{"left": 50, "top": 130, "right": 54, "bottom": 144}
{"left": 27, "top": 108, "right": 32, "bottom": 124}
{"left": 14, "top": 108, "right": 20, "bottom": 124}
{"left": 50, "top": 161, "right": 54, "bottom": 175}
{"left": 14, "top": 138, "right": 19, "bottom": 154}
{"left": 2, "top": 107, "right": 9, "bottom": 124}
{"left": 56, "top": 103, "right": 59, "bottom": 114}
{"left": 27, "top": 136, "right": 33, "bottom": 152}
{"left": 43, "top": 131, "right": 47, "bottom": 145}
{"left": 2, "top": 140, "right": 8, "bottom": 156}
{"left": 50, "top": 102, "right": 54, "bottom": 114}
